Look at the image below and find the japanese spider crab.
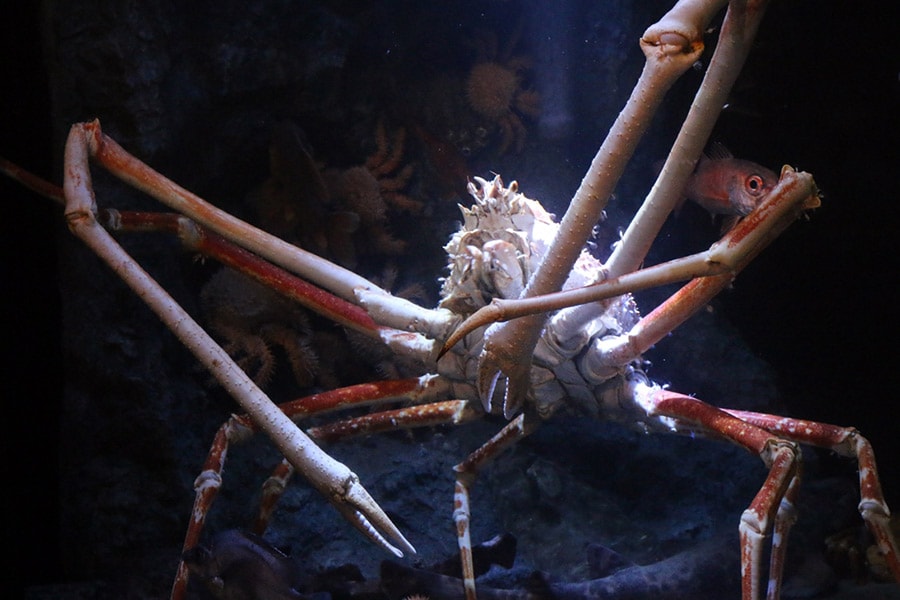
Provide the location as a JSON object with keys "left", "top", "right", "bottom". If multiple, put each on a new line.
{"left": 13, "top": 1, "right": 898, "bottom": 599}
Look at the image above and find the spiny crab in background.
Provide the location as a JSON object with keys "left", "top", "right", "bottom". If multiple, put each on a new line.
{"left": 250, "top": 120, "right": 420, "bottom": 269}
{"left": 6, "top": 1, "right": 900, "bottom": 600}
{"left": 463, "top": 28, "right": 541, "bottom": 155}
{"left": 199, "top": 120, "right": 424, "bottom": 391}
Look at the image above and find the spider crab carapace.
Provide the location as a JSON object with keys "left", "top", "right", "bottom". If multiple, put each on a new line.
{"left": 11, "top": 1, "right": 899, "bottom": 599}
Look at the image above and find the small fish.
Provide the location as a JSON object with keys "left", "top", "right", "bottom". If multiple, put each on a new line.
{"left": 681, "top": 143, "right": 778, "bottom": 217}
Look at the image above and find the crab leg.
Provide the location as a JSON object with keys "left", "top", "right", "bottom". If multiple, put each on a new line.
{"left": 473, "top": 0, "right": 725, "bottom": 416}
{"left": 0, "top": 156, "right": 67, "bottom": 204}
{"left": 5, "top": 142, "right": 455, "bottom": 346}
{"left": 634, "top": 385, "right": 900, "bottom": 598}
{"left": 3, "top": 155, "right": 443, "bottom": 358}
{"left": 64, "top": 123, "right": 415, "bottom": 586}
{"left": 174, "top": 375, "right": 452, "bottom": 598}
{"left": 722, "top": 410, "right": 900, "bottom": 584}
{"left": 100, "top": 209, "right": 440, "bottom": 359}
{"left": 606, "top": 0, "right": 771, "bottom": 276}
{"left": 68, "top": 119, "right": 455, "bottom": 341}
{"left": 0, "top": 158, "right": 396, "bottom": 339}
{"left": 452, "top": 412, "right": 544, "bottom": 600}
{"left": 632, "top": 384, "right": 802, "bottom": 600}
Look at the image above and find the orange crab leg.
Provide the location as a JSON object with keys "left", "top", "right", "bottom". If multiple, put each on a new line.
{"left": 451, "top": 412, "right": 544, "bottom": 600}
{"left": 639, "top": 388, "right": 802, "bottom": 600}
{"left": 0, "top": 156, "right": 67, "bottom": 204}
{"left": 638, "top": 388, "right": 900, "bottom": 598}
{"left": 307, "top": 399, "right": 480, "bottom": 442}
{"left": 106, "top": 211, "right": 386, "bottom": 338}
{"left": 722, "top": 409, "right": 900, "bottom": 584}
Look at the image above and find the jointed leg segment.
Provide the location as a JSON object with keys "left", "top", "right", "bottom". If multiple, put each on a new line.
{"left": 640, "top": 387, "right": 899, "bottom": 597}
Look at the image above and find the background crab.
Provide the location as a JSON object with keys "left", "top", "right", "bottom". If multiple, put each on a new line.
{"left": 464, "top": 29, "right": 542, "bottom": 155}
{"left": 5, "top": 1, "right": 900, "bottom": 599}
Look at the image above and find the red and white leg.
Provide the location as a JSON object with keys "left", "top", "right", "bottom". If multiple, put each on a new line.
{"left": 302, "top": 402, "right": 548, "bottom": 600}
{"left": 636, "top": 386, "right": 900, "bottom": 599}
{"left": 255, "top": 396, "right": 484, "bottom": 535}
{"left": 636, "top": 386, "right": 802, "bottom": 600}
{"left": 172, "top": 375, "right": 454, "bottom": 600}
{"left": 451, "top": 411, "right": 543, "bottom": 600}
{"left": 723, "top": 409, "right": 900, "bottom": 584}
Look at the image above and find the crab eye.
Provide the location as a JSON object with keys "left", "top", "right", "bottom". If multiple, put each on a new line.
{"left": 746, "top": 174, "right": 765, "bottom": 194}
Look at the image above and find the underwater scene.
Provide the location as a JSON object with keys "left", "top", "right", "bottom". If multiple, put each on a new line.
{"left": 5, "top": 1, "right": 899, "bottom": 599}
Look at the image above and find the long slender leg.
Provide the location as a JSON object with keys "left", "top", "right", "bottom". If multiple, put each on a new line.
{"left": 256, "top": 399, "right": 483, "bottom": 534}
{"left": 635, "top": 385, "right": 801, "bottom": 600}
{"left": 766, "top": 471, "right": 801, "bottom": 600}
{"left": 723, "top": 410, "right": 900, "bottom": 584}
{"left": 453, "top": 412, "right": 542, "bottom": 600}
{"left": 473, "top": 0, "right": 714, "bottom": 414}
{"left": 1, "top": 159, "right": 440, "bottom": 350}
{"left": 172, "top": 414, "right": 255, "bottom": 600}
{"left": 173, "top": 375, "right": 451, "bottom": 599}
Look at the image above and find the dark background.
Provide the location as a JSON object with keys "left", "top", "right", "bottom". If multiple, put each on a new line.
{"left": 4, "top": 0, "right": 899, "bottom": 597}
{"left": 3, "top": 0, "right": 63, "bottom": 592}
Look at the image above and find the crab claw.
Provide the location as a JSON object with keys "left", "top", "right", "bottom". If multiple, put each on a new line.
{"left": 325, "top": 470, "right": 416, "bottom": 558}
{"left": 476, "top": 319, "right": 541, "bottom": 419}
{"left": 254, "top": 408, "right": 415, "bottom": 558}
{"left": 477, "top": 357, "right": 528, "bottom": 420}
